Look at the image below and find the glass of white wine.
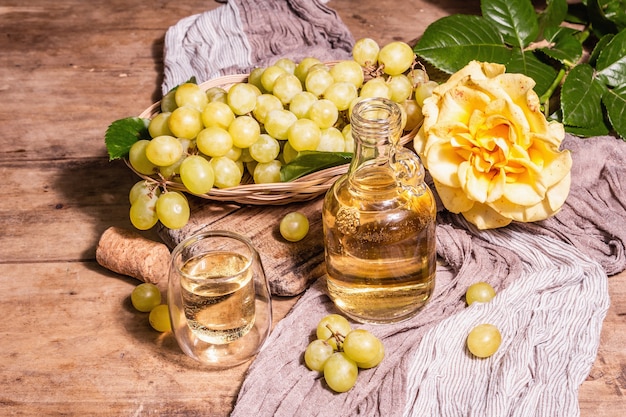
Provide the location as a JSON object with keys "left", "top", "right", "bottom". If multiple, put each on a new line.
{"left": 168, "top": 230, "right": 272, "bottom": 368}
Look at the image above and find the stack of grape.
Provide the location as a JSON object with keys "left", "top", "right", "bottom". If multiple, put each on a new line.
{"left": 126, "top": 39, "right": 439, "bottom": 231}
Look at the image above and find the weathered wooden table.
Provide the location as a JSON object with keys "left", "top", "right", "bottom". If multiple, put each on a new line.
{"left": 1, "top": 0, "right": 624, "bottom": 415}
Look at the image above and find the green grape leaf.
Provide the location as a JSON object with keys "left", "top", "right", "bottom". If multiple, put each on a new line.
{"left": 538, "top": 26, "right": 583, "bottom": 66}
{"left": 596, "top": 29, "right": 626, "bottom": 87}
{"left": 505, "top": 49, "right": 558, "bottom": 98}
{"left": 280, "top": 151, "right": 353, "bottom": 182}
{"left": 537, "top": 0, "right": 568, "bottom": 35}
{"left": 414, "top": 14, "right": 511, "bottom": 74}
{"left": 603, "top": 84, "right": 626, "bottom": 140}
{"left": 104, "top": 117, "right": 150, "bottom": 160}
{"left": 481, "top": 0, "right": 539, "bottom": 49}
{"left": 561, "top": 64, "right": 607, "bottom": 129}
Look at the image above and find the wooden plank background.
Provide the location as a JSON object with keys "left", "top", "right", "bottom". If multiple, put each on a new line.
{"left": 1, "top": 0, "right": 624, "bottom": 415}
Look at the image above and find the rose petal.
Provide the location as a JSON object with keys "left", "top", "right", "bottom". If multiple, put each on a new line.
{"left": 461, "top": 201, "right": 512, "bottom": 229}
{"left": 433, "top": 180, "right": 475, "bottom": 213}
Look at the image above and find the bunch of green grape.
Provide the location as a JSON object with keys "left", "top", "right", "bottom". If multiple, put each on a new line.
{"left": 130, "top": 283, "right": 172, "bottom": 333}
{"left": 127, "top": 38, "right": 437, "bottom": 231}
{"left": 304, "top": 314, "right": 385, "bottom": 393}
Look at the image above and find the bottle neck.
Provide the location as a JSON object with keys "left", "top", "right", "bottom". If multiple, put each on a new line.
{"left": 348, "top": 97, "right": 403, "bottom": 175}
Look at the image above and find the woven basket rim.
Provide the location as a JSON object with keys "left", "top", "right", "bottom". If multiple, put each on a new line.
{"left": 132, "top": 70, "right": 421, "bottom": 205}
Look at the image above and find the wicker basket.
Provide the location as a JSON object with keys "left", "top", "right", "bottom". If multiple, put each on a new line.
{"left": 130, "top": 73, "right": 421, "bottom": 205}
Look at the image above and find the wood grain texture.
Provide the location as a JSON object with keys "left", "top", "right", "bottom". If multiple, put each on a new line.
{"left": 1, "top": 0, "right": 624, "bottom": 415}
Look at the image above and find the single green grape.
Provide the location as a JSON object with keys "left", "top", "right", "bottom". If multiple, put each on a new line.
{"left": 179, "top": 155, "right": 215, "bottom": 194}
{"left": 308, "top": 99, "right": 339, "bottom": 129}
{"left": 356, "top": 338, "right": 385, "bottom": 369}
{"left": 387, "top": 74, "right": 414, "bottom": 103}
{"left": 287, "top": 118, "right": 321, "bottom": 152}
{"left": 148, "top": 112, "right": 173, "bottom": 138}
{"left": 227, "top": 82, "right": 260, "bottom": 115}
{"left": 160, "top": 89, "right": 178, "bottom": 113}
{"left": 279, "top": 212, "right": 310, "bottom": 242}
{"left": 155, "top": 191, "right": 190, "bottom": 229}
{"left": 323, "top": 352, "right": 358, "bottom": 393}
{"left": 210, "top": 156, "right": 243, "bottom": 188}
{"left": 253, "top": 160, "right": 282, "bottom": 184}
{"left": 249, "top": 134, "right": 280, "bottom": 163}
{"left": 467, "top": 323, "right": 502, "bottom": 358}
{"left": 274, "top": 57, "right": 296, "bottom": 74}
{"left": 129, "top": 192, "right": 159, "bottom": 230}
{"left": 304, "top": 339, "right": 334, "bottom": 372}
{"left": 414, "top": 80, "right": 439, "bottom": 107}
{"left": 129, "top": 180, "right": 160, "bottom": 205}
{"left": 316, "top": 314, "right": 351, "bottom": 350}
{"left": 131, "top": 283, "right": 161, "bottom": 312}
{"left": 352, "top": 38, "right": 380, "bottom": 67}
{"left": 289, "top": 91, "right": 318, "bottom": 119}
{"left": 201, "top": 101, "right": 235, "bottom": 129}
{"left": 316, "top": 127, "right": 345, "bottom": 152}
{"left": 377, "top": 41, "right": 414, "bottom": 76}
{"left": 149, "top": 304, "right": 172, "bottom": 332}
{"left": 305, "top": 67, "right": 334, "bottom": 97}
{"left": 206, "top": 86, "right": 228, "bottom": 103}
{"left": 465, "top": 282, "right": 496, "bottom": 305}
{"left": 342, "top": 329, "right": 381, "bottom": 364}
{"left": 323, "top": 81, "right": 358, "bottom": 112}
{"left": 329, "top": 60, "right": 364, "bottom": 88}
{"left": 168, "top": 105, "right": 204, "bottom": 139}
{"left": 175, "top": 82, "right": 208, "bottom": 111}
{"left": 359, "top": 77, "right": 391, "bottom": 99}
{"left": 272, "top": 73, "right": 303, "bottom": 105}
{"left": 196, "top": 126, "right": 233, "bottom": 157}
{"left": 401, "top": 99, "right": 424, "bottom": 131}
{"left": 128, "top": 140, "right": 157, "bottom": 175}
{"left": 145, "top": 135, "right": 184, "bottom": 167}
{"left": 264, "top": 109, "right": 298, "bottom": 140}
{"left": 228, "top": 115, "right": 260, "bottom": 149}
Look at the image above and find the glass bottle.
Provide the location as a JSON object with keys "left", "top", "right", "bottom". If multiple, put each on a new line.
{"left": 322, "top": 97, "right": 436, "bottom": 324}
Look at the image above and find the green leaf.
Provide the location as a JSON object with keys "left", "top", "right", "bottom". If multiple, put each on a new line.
{"left": 597, "top": 0, "right": 626, "bottom": 31}
{"left": 505, "top": 49, "right": 558, "bottom": 98}
{"left": 537, "top": 0, "right": 568, "bottom": 36}
{"left": 561, "top": 64, "right": 607, "bottom": 129}
{"left": 565, "top": 123, "right": 610, "bottom": 137}
{"left": 596, "top": 29, "right": 626, "bottom": 87}
{"left": 588, "top": 0, "right": 620, "bottom": 36}
{"left": 481, "top": 0, "right": 539, "bottom": 48}
{"left": 414, "top": 14, "right": 511, "bottom": 74}
{"left": 538, "top": 26, "right": 583, "bottom": 66}
{"left": 588, "top": 34, "right": 615, "bottom": 66}
{"left": 603, "top": 84, "right": 626, "bottom": 139}
{"left": 280, "top": 151, "right": 353, "bottom": 182}
{"left": 104, "top": 117, "right": 150, "bottom": 160}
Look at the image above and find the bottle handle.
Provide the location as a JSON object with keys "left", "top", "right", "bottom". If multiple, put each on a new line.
{"left": 392, "top": 147, "right": 426, "bottom": 191}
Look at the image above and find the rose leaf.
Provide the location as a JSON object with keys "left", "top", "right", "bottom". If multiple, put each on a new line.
{"left": 481, "top": 0, "right": 539, "bottom": 49}
{"left": 537, "top": 0, "right": 568, "bottom": 35}
{"left": 561, "top": 64, "right": 608, "bottom": 132}
{"left": 596, "top": 28, "right": 626, "bottom": 88}
{"left": 414, "top": 14, "right": 512, "bottom": 74}
{"left": 538, "top": 26, "right": 583, "bottom": 67}
{"left": 506, "top": 49, "right": 558, "bottom": 98}
{"left": 602, "top": 84, "right": 626, "bottom": 140}
{"left": 589, "top": 34, "right": 615, "bottom": 67}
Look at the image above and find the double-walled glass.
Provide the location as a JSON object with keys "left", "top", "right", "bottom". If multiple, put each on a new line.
{"left": 168, "top": 230, "right": 272, "bottom": 368}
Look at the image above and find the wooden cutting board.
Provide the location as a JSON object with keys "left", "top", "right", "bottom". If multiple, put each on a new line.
{"left": 158, "top": 194, "right": 326, "bottom": 296}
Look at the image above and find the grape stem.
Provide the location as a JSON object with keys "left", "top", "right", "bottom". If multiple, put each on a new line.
{"left": 325, "top": 324, "right": 346, "bottom": 350}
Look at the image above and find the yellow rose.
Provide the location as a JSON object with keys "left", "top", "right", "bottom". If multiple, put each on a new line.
{"left": 414, "top": 61, "right": 572, "bottom": 229}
